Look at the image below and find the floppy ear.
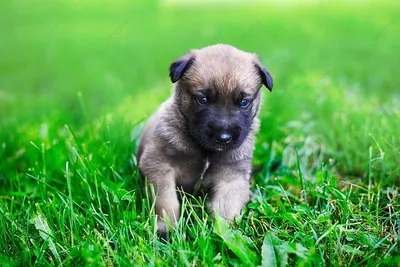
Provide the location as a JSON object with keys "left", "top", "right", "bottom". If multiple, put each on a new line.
{"left": 255, "top": 63, "right": 273, "bottom": 92}
{"left": 169, "top": 53, "right": 196, "bottom": 83}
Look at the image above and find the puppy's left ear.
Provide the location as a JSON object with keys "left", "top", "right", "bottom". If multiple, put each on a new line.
{"left": 255, "top": 63, "right": 273, "bottom": 92}
{"left": 169, "top": 53, "right": 196, "bottom": 83}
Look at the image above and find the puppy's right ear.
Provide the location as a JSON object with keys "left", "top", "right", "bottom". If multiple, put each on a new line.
{"left": 169, "top": 53, "right": 196, "bottom": 83}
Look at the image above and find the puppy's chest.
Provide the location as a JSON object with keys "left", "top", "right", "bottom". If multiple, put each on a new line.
{"left": 174, "top": 157, "right": 209, "bottom": 193}
{"left": 166, "top": 148, "right": 209, "bottom": 186}
{"left": 170, "top": 152, "right": 208, "bottom": 176}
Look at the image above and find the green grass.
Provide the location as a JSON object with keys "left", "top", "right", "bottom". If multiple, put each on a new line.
{"left": 1, "top": 0, "right": 399, "bottom": 266}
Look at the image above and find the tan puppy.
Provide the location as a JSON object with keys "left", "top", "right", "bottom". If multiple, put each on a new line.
{"left": 137, "top": 44, "right": 273, "bottom": 232}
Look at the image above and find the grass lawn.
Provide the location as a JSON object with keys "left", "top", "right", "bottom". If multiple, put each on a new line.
{"left": 0, "top": 0, "right": 399, "bottom": 265}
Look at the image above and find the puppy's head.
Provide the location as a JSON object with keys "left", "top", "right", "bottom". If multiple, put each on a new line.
{"left": 169, "top": 44, "right": 273, "bottom": 152}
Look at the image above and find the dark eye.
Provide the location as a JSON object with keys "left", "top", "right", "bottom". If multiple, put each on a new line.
{"left": 239, "top": 99, "right": 250, "bottom": 109}
{"left": 197, "top": 96, "right": 208, "bottom": 105}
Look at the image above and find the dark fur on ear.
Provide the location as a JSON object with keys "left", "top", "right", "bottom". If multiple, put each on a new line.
{"left": 169, "top": 54, "right": 196, "bottom": 83}
{"left": 255, "top": 64, "right": 273, "bottom": 92}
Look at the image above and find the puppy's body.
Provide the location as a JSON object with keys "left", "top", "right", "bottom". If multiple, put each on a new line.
{"left": 137, "top": 44, "right": 273, "bottom": 232}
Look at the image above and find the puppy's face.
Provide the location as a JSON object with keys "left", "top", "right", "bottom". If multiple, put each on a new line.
{"left": 170, "top": 44, "right": 273, "bottom": 152}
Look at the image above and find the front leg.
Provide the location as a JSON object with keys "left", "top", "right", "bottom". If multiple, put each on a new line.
{"left": 140, "top": 159, "right": 180, "bottom": 233}
{"left": 203, "top": 158, "right": 252, "bottom": 220}
{"left": 153, "top": 171, "right": 180, "bottom": 233}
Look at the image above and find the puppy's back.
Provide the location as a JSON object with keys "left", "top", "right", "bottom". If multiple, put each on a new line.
{"left": 137, "top": 109, "right": 161, "bottom": 162}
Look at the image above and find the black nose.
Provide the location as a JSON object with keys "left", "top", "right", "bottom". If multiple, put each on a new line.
{"left": 215, "top": 132, "right": 232, "bottom": 144}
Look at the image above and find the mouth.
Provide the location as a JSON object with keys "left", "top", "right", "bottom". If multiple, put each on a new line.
{"left": 192, "top": 133, "right": 241, "bottom": 152}
{"left": 214, "top": 144, "right": 235, "bottom": 152}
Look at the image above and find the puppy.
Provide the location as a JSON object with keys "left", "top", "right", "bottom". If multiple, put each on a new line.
{"left": 137, "top": 44, "right": 273, "bottom": 232}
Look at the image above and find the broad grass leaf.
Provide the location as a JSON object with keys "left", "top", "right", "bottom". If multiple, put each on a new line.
{"left": 316, "top": 212, "right": 331, "bottom": 223}
{"left": 283, "top": 242, "right": 308, "bottom": 260}
{"left": 341, "top": 245, "right": 364, "bottom": 256}
{"left": 33, "top": 213, "right": 61, "bottom": 263}
{"left": 213, "top": 213, "right": 258, "bottom": 265}
{"left": 261, "top": 232, "right": 288, "bottom": 267}
{"left": 357, "top": 232, "right": 381, "bottom": 248}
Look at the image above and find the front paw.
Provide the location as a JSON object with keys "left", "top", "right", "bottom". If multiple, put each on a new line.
{"left": 209, "top": 181, "right": 250, "bottom": 221}
{"left": 156, "top": 213, "right": 177, "bottom": 234}
{"left": 157, "top": 217, "right": 168, "bottom": 233}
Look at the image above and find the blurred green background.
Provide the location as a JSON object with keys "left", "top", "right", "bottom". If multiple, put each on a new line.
{"left": 1, "top": 0, "right": 399, "bottom": 182}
